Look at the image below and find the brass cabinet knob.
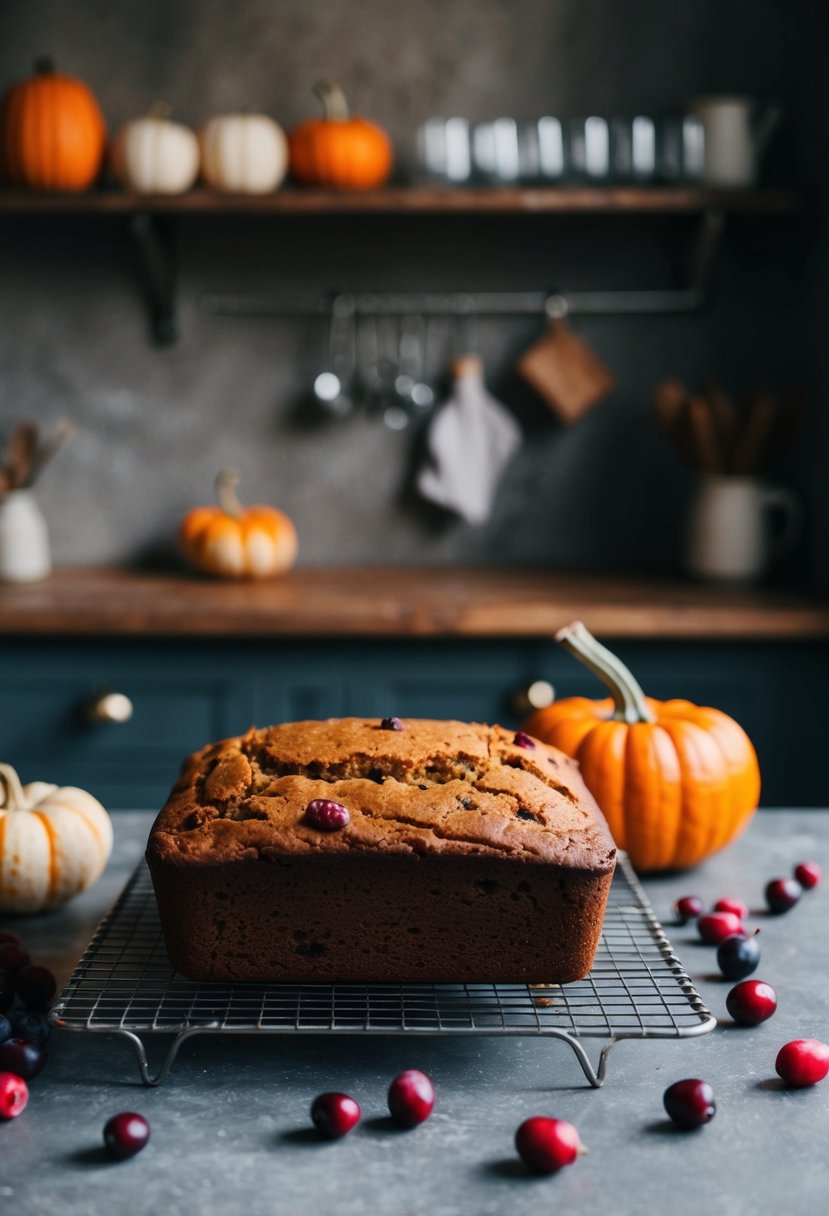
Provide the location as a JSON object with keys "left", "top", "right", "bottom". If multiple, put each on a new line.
{"left": 509, "top": 680, "right": 555, "bottom": 718}
{"left": 87, "top": 691, "right": 134, "bottom": 724}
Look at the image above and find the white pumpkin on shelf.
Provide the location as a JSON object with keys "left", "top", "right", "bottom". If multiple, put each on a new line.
{"left": 199, "top": 112, "right": 288, "bottom": 193}
{"left": 110, "top": 105, "right": 200, "bottom": 195}
{"left": 0, "top": 763, "right": 113, "bottom": 914}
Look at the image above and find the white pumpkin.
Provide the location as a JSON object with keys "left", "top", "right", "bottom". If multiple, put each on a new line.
{"left": 111, "top": 109, "right": 200, "bottom": 195}
{"left": 199, "top": 113, "right": 288, "bottom": 193}
{"left": 0, "top": 763, "right": 113, "bottom": 914}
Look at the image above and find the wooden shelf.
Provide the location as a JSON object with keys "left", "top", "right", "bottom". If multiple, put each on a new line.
{"left": 0, "top": 567, "right": 826, "bottom": 639}
{"left": 0, "top": 185, "right": 802, "bottom": 216}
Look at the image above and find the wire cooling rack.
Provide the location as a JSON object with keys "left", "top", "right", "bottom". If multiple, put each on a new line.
{"left": 51, "top": 853, "right": 715, "bottom": 1088}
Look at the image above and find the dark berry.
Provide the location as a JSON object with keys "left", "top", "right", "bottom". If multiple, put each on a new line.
{"left": 0, "top": 1038, "right": 48, "bottom": 1080}
{"left": 515, "top": 1117, "right": 584, "bottom": 1172}
{"left": 793, "top": 861, "right": 821, "bottom": 890}
{"left": 380, "top": 717, "right": 404, "bottom": 731}
{"left": 0, "top": 1015, "right": 12, "bottom": 1045}
{"left": 310, "top": 1092, "right": 361, "bottom": 1138}
{"left": 717, "top": 933, "right": 760, "bottom": 981}
{"left": 0, "top": 942, "right": 30, "bottom": 973}
{"left": 15, "top": 964, "right": 57, "bottom": 1010}
{"left": 0, "top": 931, "right": 23, "bottom": 948}
{"left": 713, "top": 897, "right": 749, "bottom": 921}
{"left": 8, "top": 1010, "right": 50, "bottom": 1044}
{"left": 674, "top": 895, "right": 703, "bottom": 924}
{"left": 103, "top": 1112, "right": 150, "bottom": 1159}
{"left": 387, "top": 1069, "right": 435, "bottom": 1128}
{"left": 697, "top": 911, "right": 743, "bottom": 945}
{"left": 765, "top": 878, "right": 801, "bottom": 914}
{"left": 0, "top": 1072, "right": 28, "bottom": 1120}
{"left": 663, "top": 1079, "right": 716, "bottom": 1129}
{"left": 303, "top": 799, "right": 350, "bottom": 831}
{"left": 0, "top": 970, "right": 13, "bottom": 1015}
{"left": 726, "top": 979, "right": 777, "bottom": 1026}
{"left": 775, "top": 1039, "right": 829, "bottom": 1087}
{"left": 513, "top": 731, "right": 536, "bottom": 750}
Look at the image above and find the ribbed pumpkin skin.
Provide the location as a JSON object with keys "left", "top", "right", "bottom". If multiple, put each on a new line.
{"left": 180, "top": 505, "right": 298, "bottom": 579}
{"left": 524, "top": 696, "right": 760, "bottom": 872}
{"left": 289, "top": 118, "right": 392, "bottom": 189}
{"left": 1, "top": 66, "right": 105, "bottom": 191}
{"left": 0, "top": 778, "right": 113, "bottom": 914}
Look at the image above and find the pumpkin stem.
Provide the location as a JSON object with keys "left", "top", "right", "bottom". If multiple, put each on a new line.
{"left": 215, "top": 468, "right": 244, "bottom": 519}
{"left": 0, "top": 763, "right": 27, "bottom": 811}
{"left": 556, "top": 620, "right": 654, "bottom": 725}
{"left": 313, "top": 79, "right": 350, "bottom": 122}
{"left": 33, "top": 56, "right": 56, "bottom": 75}
{"left": 148, "top": 101, "right": 173, "bottom": 121}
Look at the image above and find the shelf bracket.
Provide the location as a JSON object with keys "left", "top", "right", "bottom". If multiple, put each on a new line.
{"left": 130, "top": 212, "right": 177, "bottom": 345}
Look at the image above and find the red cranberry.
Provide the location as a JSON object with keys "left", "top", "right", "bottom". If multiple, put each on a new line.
{"left": 0, "top": 969, "right": 13, "bottom": 1015}
{"left": 775, "top": 1039, "right": 829, "bottom": 1087}
{"left": 793, "top": 861, "right": 821, "bottom": 890}
{"left": 697, "top": 911, "right": 743, "bottom": 945}
{"left": 103, "top": 1112, "right": 151, "bottom": 1159}
{"left": 304, "top": 799, "right": 350, "bottom": 831}
{"left": 726, "top": 979, "right": 777, "bottom": 1026}
{"left": 15, "top": 964, "right": 57, "bottom": 1010}
{"left": 387, "top": 1069, "right": 435, "bottom": 1128}
{"left": 663, "top": 1079, "right": 716, "bottom": 1129}
{"left": 716, "top": 933, "right": 760, "bottom": 981}
{"left": 674, "top": 895, "right": 703, "bottom": 924}
{"left": 0, "top": 931, "right": 23, "bottom": 948}
{"left": 513, "top": 731, "right": 536, "bottom": 750}
{"left": 310, "top": 1092, "right": 361, "bottom": 1139}
{"left": 0, "top": 1072, "right": 28, "bottom": 1120}
{"left": 8, "top": 1010, "right": 50, "bottom": 1044}
{"left": 765, "top": 877, "right": 801, "bottom": 914}
{"left": 0, "top": 1037, "right": 48, "bottom": 1080}
{"left": 713, "top": 897, "right": 749, "bottom": 921}
{"left": 514, "top": 1116, "right": 584, "bottom": 1172}
{"left": 380, "top": 716, "right": 404, "bottom": 731}
{"left": 0, "top": 942, "right": 30, "bottom": 973}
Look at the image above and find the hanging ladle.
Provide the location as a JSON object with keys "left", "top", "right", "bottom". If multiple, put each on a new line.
{"left": 313, "top": 293, "right": 356, "bottom": 418}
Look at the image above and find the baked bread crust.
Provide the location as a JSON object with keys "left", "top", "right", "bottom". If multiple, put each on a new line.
{"left": 147, "top": 718, "right": 616, "bottom": 983}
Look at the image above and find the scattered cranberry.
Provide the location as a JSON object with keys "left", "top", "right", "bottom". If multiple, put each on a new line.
{"left": 103, "top": 1112, "right": 150, "bottom": 1159}
{"left": 303, "top": 799, "right": 350, "bottom": 831}
{"left": 14, "top": 964, "right": 57, "bottom": 1010}
{"left": 697, "top": 911, "right": 743, "bottom": 945}
{"left": 674, "top": 895, "right": 703, "bottom": 924}
{"left": 0, "top": 970, "right": 13, "bottom": 1015}
{"left": 713, "top": 897, "right": 749, "bottom": 921}
{"left": 726, "top": 979, "right": 777, "bottom": 1026}
{"left": 793, "top": 861, "right": 821, "bottom": 891}
{"left": 0, "top": 942, "right": 30, "bottom": 973}
{"left": 0, "top": 1072, "right": 28, "bottom": 1120}
{"left": 8, "top": 1010, "right": 50, "bottom": 1044}
{"left": 0, "top": 931, "right": 23, "bottom": 948}
{"left": 775, "top": 1039, "right": 829, "bottom": 1088}
{"left": 513, "top": 731, "right": 536, "bottom": 750}
{"left": 387, "top": 1069, "right": 435, "bottom": 1128}
{"left": 514, "top": 1116, "right": 584, "bottom": 1173}
{"left": 380, "top": 717, "right": 404, "bottom": 731}
{"left": 310, "top": 1092, "right": 361, "bottom": 1139}
{"left": 717, "top": 933, "right": 760, "bottom": 981}
{"left": 0, "top": 1015, "right": 12, "bottom": 1045}
{"left": 765, "top": 878, "right": 801, "bottom": 915}
{"left": 0, "top": 1038, "right": 48, "bottom": 1080}
{"left": 663, "top": 1079, "right": 716, "bottom": 1129}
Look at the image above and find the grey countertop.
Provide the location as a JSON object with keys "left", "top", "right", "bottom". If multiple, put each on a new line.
{"left": 3, "top": 810, "right": 828, "bottom": 1216}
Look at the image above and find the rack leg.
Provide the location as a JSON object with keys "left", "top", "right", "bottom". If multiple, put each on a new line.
{"left": 118, "top": 1028, "right": 205, "bottom": 1087}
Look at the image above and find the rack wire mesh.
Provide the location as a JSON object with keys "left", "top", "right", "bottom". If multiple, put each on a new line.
{"left": 51, "top": 853, "right": 715, "bottom": 1087}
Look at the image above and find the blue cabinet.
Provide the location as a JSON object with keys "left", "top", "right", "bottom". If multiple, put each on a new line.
{"left": 0, "top": 637, "right": 823, "bottom": 808}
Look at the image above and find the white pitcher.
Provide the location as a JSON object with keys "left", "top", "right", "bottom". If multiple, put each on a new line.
{"left": 686, "top": 475, "right": 801, "bottom": 583}
{"left": 0, "top": 489, "right": 52, "bottom": 582}
{"left": 689, "top": 96, "right": 782, "bottom": 188}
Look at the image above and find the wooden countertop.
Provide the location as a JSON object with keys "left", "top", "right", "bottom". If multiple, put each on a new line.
{"left": 0, "top": 566, "right": 827, "bottom": 639}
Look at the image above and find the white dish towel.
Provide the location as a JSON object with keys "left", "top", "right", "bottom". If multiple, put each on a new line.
{"left": 417, "top": 356, "right": 522, "bottom": 525}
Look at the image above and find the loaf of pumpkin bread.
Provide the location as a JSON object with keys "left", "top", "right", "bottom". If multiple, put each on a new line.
{"left": 146, "top": 718, "right": 616, "bottom": 984}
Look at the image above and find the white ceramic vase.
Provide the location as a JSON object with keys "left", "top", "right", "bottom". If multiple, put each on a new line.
{"left": 0, "top": 489, "right": 52, "bottom": 582}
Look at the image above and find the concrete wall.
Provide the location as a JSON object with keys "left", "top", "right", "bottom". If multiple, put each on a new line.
{"left": 0, "top": 1, "right": 820, "bottom": 576}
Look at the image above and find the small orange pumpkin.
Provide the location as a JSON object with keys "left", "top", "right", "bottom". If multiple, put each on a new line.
{"left": 289, "top": 80, "right": 392, "bottom": 190}
{"left": 180, "top": 469, "right": 298, "bottom": 580}
{"left": 1, "top": 57, "right": 106, "bottom": 191}
{"left": 523, "top": 621, "right": 760, "bottom": 872}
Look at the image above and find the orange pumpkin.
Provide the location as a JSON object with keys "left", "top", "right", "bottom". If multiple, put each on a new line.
{"left": 180, "top": 469, "right": 298, "bottom": 580}
{"left": 289, "top": 80, "right": 392, "bottom": 190}
{"left": 1, "top": 57, "right": 106, "bottom": 191}
{"left": 523, "top": 621, "right": 760, "bottom": 872}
